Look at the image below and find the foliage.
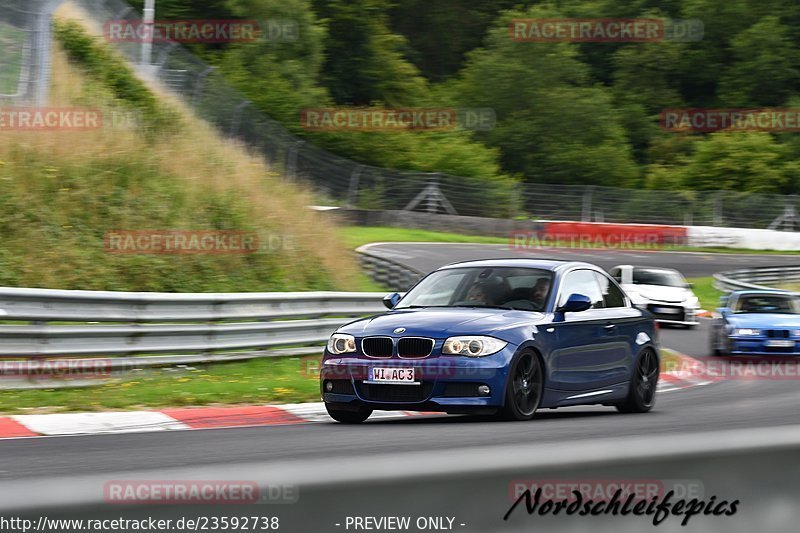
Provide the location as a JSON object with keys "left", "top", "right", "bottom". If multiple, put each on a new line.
{"left": 84, "top": 0, "right": 800, "bottom": 196}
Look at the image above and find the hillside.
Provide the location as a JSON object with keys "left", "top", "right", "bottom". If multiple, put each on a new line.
{"left": 0, "top": 20, "right": 361, "bottom": 292}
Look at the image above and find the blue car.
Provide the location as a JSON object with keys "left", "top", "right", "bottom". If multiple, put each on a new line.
{"left": 710, "top": 290, "right": 800, "bottom": 356}
{"left": 320, "top": 259, "right": 660, "bottom": 423}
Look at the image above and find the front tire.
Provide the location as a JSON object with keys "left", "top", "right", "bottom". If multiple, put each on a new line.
{"left": 710, "top": 326, "right": 727, "bottom": 356}
{"left": 325, "top": 403, "right": 372, "bottom": 424}
{"left": 616, "top": 349, "right": 658, "bottom": 413}
{"left": 499, "top": 349, "right": 543, "bottom": 421}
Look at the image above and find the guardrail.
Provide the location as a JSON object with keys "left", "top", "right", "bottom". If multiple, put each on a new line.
{"left": 356, "top": 249, "right": 424, "bottom": 292}
{"left": 0, "top": 288, "right": 387, "bottom": 383}
{"left": 713, "top": 265, "right": 800, "bottom": 292}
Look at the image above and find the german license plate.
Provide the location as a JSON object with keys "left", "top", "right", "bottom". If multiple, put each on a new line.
{"left": 369, "top": 367, "right": 416, "bottom": 384}
{"left": 765, "top": 340, "right": 794, "bottom": 348}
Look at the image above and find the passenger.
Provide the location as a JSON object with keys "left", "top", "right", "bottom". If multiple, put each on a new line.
{"left": 465, "top": 283, "right": 491, "bottom": 305}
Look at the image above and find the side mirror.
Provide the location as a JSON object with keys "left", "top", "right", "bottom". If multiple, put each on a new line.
{"left": 383, "top": 292, "right": 402, "bottom": 309}
{"left": 686, "top": 282, "right": 694, "bottom": 289}
{"left": 557, "top": 293, "right": 592, "bottom": 313}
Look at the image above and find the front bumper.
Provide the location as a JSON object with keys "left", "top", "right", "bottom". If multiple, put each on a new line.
{"left": 320, "top": 348, "right": 514, "bottom": 413}
{"left": 728, "top": 337, "right": 800, "bottom": 356}
{"left": 639, "top": 302, "right": 699, "bottom": 325}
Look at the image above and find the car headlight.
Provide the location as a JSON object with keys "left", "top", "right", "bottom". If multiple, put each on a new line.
{"left": 735, "top": 328, "right": 761, "bottom": 336}
{"left": 442, "top": 336, "right": 507, "bottom": 357}
{"left": 327, "top": 333, "right": 356, "bottom": 354}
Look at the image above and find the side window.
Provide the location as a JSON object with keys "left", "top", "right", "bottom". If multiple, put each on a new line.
{"left": 595, "top": 272, "right": 627, "bottom": 308}
{"left": 609, "top": 267, "right": 622, "bottom": 282}
{"left": 558, "top": 270, "right": 604, "bottom": 309}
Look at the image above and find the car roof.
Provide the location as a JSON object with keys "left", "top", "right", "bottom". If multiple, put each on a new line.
{"left": 438, "top": 258, "right": 599, "bottom": 272}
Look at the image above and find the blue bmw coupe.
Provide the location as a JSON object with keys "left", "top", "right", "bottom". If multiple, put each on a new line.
{"left": 710, "top": 290, "right": 800, "bottom": 356}
{"left": 321, "top": 259, "right": 660, "bottom": 423}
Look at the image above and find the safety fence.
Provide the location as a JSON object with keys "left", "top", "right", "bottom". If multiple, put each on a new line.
{"left": 714, "top": 266, "right": 800, "bottom": 292}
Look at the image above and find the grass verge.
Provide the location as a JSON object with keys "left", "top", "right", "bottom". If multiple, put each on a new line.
{"left": 688, "top": 277, "right": 723, "bottom": 311}
{"left": 0, "top": 357, "right": 322, "bottom": 415}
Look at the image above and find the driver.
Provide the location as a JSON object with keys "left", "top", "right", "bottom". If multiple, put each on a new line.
{"left": 530, "top": 278, "right": 551, "bottom": 308}
{"left": 501, "top": 277, "right": 551, "bottom": 310}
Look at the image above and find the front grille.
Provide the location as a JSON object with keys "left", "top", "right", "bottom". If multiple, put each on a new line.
{"left": 647, "top": 304, "right": 685, "bottom": 322}
{"left": 765, "top": 345, "right": 795, "bottom": 353}
{"left": 362, "top": 336, "right": 393, "bottom": 357}
{"left": 398, "top": 337, "right": 434, "bottom": 358}
{"left": 440, "top": 382, "right": 484, "bottom": 397}
{"left": 357, "top": 382, "right": 434, "bottom": 402}
{"left": 766, "top": 330, "right": 791, "bottom": 338}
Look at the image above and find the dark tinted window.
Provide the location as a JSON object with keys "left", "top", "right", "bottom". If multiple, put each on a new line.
{"left": 595, "top": 272, "right": 627, "bottom": 308}
{"left": 734, "top": 295, "right": 800, "bottom": 314}
{"left": 396, "top": 267, "right": 554, "bottom": 311}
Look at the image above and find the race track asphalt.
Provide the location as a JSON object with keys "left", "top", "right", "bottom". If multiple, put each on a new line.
{"left": 1, "top": 243, "right": 798, "bottom": 532}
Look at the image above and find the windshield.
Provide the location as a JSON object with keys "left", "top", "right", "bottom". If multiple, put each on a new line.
{"left": 632, "top": 268, "right": 686, "bottom": 287}
{"left": 733, "top": 295, "right": 800, "bottom": 314}
{"left": 396, "top": 267, "right": 555, "bottom": 312}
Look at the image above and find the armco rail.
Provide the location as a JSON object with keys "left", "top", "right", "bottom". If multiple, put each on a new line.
{"left": 357, "top": 248, "right": 424, "bottom": 292}
{"left": 0, "top": 288, "right": 386, "bottom": 367}
{"left": 713, "top": 265, "right": 800, "bottom": 292}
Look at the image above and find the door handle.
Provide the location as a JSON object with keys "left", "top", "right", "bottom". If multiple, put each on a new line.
{"left": 604, "top": 323, "right": 616, "bottom": 331}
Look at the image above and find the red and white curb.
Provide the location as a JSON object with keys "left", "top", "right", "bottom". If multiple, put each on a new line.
{"left": 0, "top": 365, "right": 708, "bottom": 440}
{"left": 0, "top": 404, "right": 442, "bottom": 439}
{"left": 659, "top": 352, "right": 717, "bottom": 392}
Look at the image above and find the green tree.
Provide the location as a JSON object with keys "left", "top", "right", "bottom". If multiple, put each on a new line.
{"left": 311, "top": 0, "right": 428, "bottom": 106}
{"left": 679, "top": 132, "right": 790, "bottom": 193}
{"left": 717, "top": 16, "right": 800, "bottom": 107}
{"left": 451, "top": 6, "right": 639, "bottom": 186}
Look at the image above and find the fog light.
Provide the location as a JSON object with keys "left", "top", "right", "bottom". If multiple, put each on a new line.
{"left": 477, "top": 385, "right": 491, "bottom": 396}
{"left": 325, "top": 381, "right": 333, "bottom": 392}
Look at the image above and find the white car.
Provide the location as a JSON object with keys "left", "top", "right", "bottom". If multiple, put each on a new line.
{"left": 609, "top": 265, "right": 700, "bottom": 327}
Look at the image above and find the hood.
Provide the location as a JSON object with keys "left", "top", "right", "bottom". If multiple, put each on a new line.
{"left": 337, "top": 307, "right": 545, "bottom": 339}
{"left": 625, "top": 284, "right": 692, "bottom": 303}
{"left": 726, "top": 313, "right": 800, "bottom": 330}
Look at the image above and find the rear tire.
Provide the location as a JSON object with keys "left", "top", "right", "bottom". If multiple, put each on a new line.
{"left": 325, "top": 404, "right": 372, "bottom": 424}
{"left": 499, "top": 349, "right": 543, "bottom": 421}
{"left": 616, "top": 349, "right": 658, "bottom": 414}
